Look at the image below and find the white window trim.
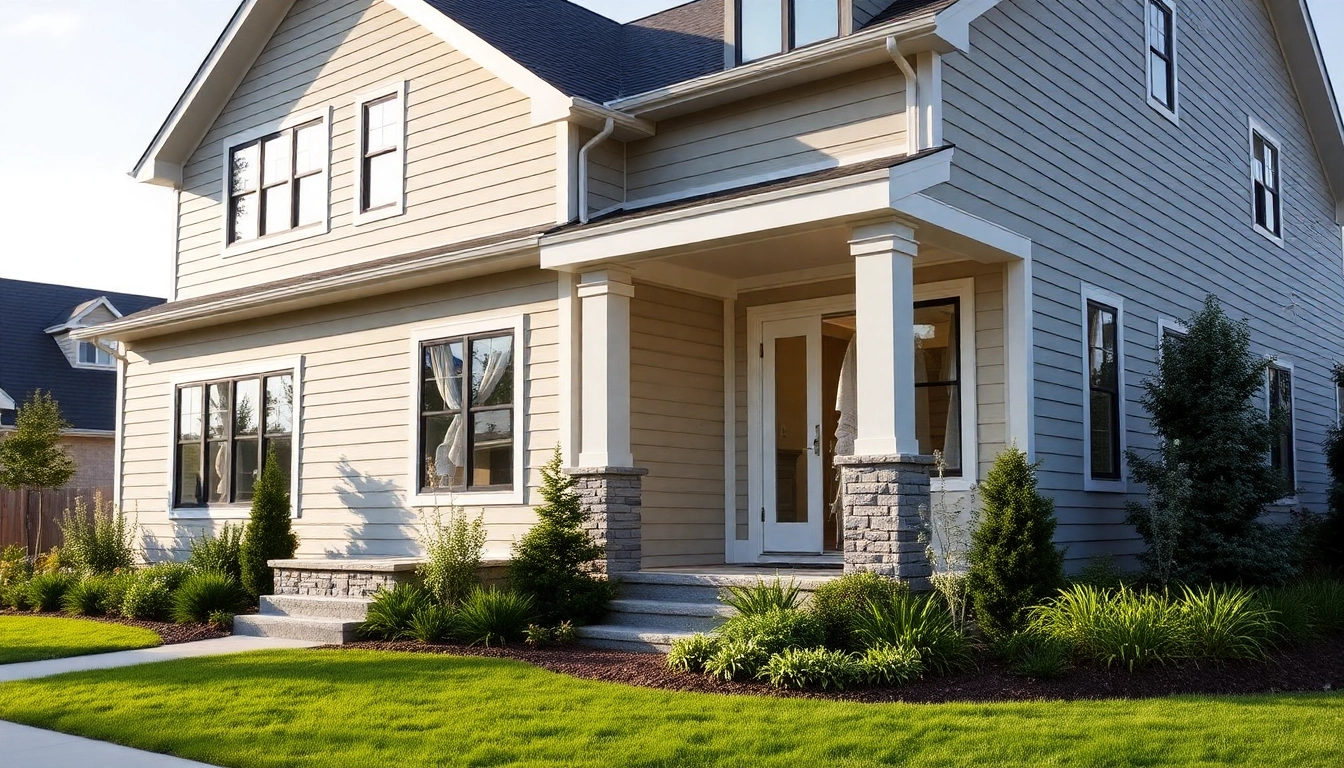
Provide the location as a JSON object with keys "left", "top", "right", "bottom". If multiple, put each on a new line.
{"left": 1081, "top": 284, "right": 1128, "bottom": 493}
{"left": 219, "top": 106, "right": 333, "bottom": 258}
{"left": 352, "top": 80, "right": 409, "bottom": 226}
{"left": 1144, "top": 0, "right": 1179, "bottom": 124}
{"left": 1249, "top": 116, "right": 1286, "bottom": 248}
{"left": 1265, "top": 358, "right": 1298, "bottom": 504}
{"left": 166, "top": 356, "right": 304, "bottom": 521}
{"left": 915, "top": 278, "right": 979, "bottom": 493}
{"left": 73, "top": 340, "right": 117, "bottom": 371}
{"left": 407, "top": 312, "right": 527, "bottom": 508}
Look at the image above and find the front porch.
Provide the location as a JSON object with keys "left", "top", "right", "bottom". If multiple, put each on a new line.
{"left": 542, "top": 155, "right": 1033, "bottom": 580}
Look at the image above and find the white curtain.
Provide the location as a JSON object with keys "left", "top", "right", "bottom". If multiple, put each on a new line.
{"left": 942, "top": 330, "right": 961, "bottom": 468}
{"left": 833, "top": 337, "right": 857, "bottom": 457}
{"left": 430, "top": 341, "right": 512, "bottom": 485}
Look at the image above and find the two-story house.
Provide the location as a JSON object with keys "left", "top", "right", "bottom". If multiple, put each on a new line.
{"left": 81, "top": 0, "right": 1344, "bottom": 630}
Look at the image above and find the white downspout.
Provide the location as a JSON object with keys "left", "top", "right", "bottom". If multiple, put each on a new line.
{"left": 886, "top": 37, "right": 921, "bottom": 153}
{"left": 577, "top": 118, "right": 616, "bottom": 224}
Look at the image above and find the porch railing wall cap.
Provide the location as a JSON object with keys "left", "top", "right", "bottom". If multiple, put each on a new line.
{"left": 833, "top": 454, "right": 936, "bottom": 467}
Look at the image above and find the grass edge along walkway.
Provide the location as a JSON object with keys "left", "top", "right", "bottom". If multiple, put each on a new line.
{"left": 0, "top": 649, "right": 1340, "bottom": 768}
{"left": 0, "top": 615, "right": 161, "bottom": 665}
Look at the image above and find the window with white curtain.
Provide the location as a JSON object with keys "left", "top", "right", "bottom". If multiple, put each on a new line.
{"left": 913, "top": 298, "right": 962, "bottom": 475}
{"left": 419, "top": 332, "right": 516, "bottom": 493}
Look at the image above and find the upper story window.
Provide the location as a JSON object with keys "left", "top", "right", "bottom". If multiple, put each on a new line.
{"left": 1082, "top": 286, "right": 1126, "bottom": 490}
{"left": 77, "top": 341, "right": 114, "bottom": 369}
{"left": 739, "top": 0, "right": 840, "bottom": 64}
{"left": 354, "top": 82, "right": 407, "bottom": 225}
{"left": 175, "top": 372, "right": 294, "bottom": 510}
{"left": 1251, "top": 122, "right": 1284, "bottom": 243}
{"left": 223, "top": 109, "right": 330, "bottom": 251}
{"left": 1146, "top": 0, "right": 1177, "bottom": 118}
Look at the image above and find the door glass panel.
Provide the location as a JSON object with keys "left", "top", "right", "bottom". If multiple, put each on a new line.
{"left": 774, "top": 335, "right": 808, "bottom": 524}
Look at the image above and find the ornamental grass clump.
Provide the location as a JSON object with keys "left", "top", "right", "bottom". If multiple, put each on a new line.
{"left": 408, "top": 604, "right": 458, "bottom": 644}
{"left": 809, "top": 572, "right": 908, "bottom": 650}
{"left": 719, "top": 577, "right": 804, "bottom": 616}
{"left": 703, "top": 638, "right": 768, "bottom": 682}
{"left": 359, "top": 583, "right": 432, "bottom": 641}
{"left": 1029, "top": 585, "right": 1180, "bottom": 671}
{"left": 994, "top": 631, "right": 1074, "bottom": 679}
{"left": 1175, "top": 584, "right": 1274, "bottom": 661}
{"left": 761, "top": 647, "right": 863, "bottom": 691}
{"left": 62, "top": 576, "right": 111, "bottom": 616}
{"left": 172, "top": 571, "right": 247, "bottom": 625}
{"left": 852, "top": 594, "right": 973, "bottom": 675}
{"left": 25, "top": 572, "right": 76, "bottom": 612}
{"left": 455, "top": 587, "right": 536, "bottom": 647}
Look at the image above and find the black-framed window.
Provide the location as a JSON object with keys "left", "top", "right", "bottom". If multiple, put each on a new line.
{"left": 1147, "top": 0, "right": 1176, "bottom": 112}
{"left": 175, "top": 373, "right": 293, "bottom": 508}
{"left": 420, "top": 332, "right": 515, "bottom": 493}
{"left": 914, "top": 298, "right": 963, "bottom": 476}
{"left": 738, "top": 0, "right": 840, "bottom": 64}
{"left": 228, "top": 120, "right": 325, "bottom": 244}
{"left": 1268, "top": 365, "right": 1295, "bottom": 486}
{"left": 1087, "top": 301, "right": 1122, "bottom": 481}
{"left": 1253, "top": 131, "right": 1282, "bottom": 237}
{"left": 360, "top": 95, "right": 401, "bottom": 213}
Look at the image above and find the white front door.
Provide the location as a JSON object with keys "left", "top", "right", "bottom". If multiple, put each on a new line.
{"left": 760, "top": 317, "right": 824, "bottom": 554}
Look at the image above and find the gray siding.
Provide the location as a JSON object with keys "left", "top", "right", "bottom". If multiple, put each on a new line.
{"left": 931, "top": 0, "right": 1344, "bottom": 567}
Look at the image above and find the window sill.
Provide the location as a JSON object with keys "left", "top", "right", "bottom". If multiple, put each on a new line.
{"left": 223, "top": 221, "right": 329, "bottom": 258}
{"left": 170, "top": 506, "right": 281, "bottom": 521}
{"left": 1147, "top": 97, "right": 1179, "bottom": 125}
{"left": 1253, "top": 223, "right": 1285, "bottom": 249}
{"left": 932, "top": 476, "right": 975, "bottom": 494}
{"left": 409, "top": 488, "right": 523, "bottom": 508}
{"left": 353, "top": 202, "right": 405, "bottom": 227}
{"left": 71, "top": 362, "right": 117, "bottom": 371}
{"left": 1084, "top": 478, "right": 1128, "bottom": 494}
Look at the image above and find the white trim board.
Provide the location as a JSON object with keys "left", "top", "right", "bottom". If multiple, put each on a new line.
{"left": 166, "top": 356, "right": 305, "bottom": 522}
{"left": 406, "top": 311, "right": 528, "bottom": 507}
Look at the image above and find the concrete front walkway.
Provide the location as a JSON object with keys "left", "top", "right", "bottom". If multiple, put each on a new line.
{"left": 0, "top": 634, "right": 317, "bottom": 682}
{"left": 1, "top": 721, "right": 219, "bottom": 767}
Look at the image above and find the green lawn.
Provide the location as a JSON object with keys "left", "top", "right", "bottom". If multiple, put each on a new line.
{"left": 0, "top": 615, "right": 161, "bottom": 664}
{"left": 0, "top": 649, "right": 1339, "bottom": 767}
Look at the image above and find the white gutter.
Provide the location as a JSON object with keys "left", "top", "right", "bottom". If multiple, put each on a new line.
{"left": 887, "top": 37, "right": 921, "bottom": 153}
{"left": 578, "top": 118, "right": 615, "bottom": 225}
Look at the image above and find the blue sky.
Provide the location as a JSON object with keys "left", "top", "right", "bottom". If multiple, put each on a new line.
{"left": 0, "top": 0, "right": 1341, "bottom": 298}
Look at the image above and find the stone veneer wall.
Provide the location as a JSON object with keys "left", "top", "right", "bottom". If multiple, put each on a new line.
{"left": 835, "top": 454, "right": 934, "bottom": 590}
{"left": 274, "top": 567, "right": 416, "bottom": 598}
{"left": 566, "top": 467, "right": 648, "bottom": 574}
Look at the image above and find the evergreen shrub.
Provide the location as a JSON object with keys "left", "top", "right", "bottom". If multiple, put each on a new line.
{"left": 238, "top": 447, "right": 298, "bottom": 600}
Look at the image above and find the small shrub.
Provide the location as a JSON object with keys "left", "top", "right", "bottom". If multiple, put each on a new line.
{"left": 187, "top": 523, "right": 244, "bottom": 583}
{"left": 359, "top": 583, "right": 432, "bottom": 641}
{"left": 409, "top": 603, "right": 458, "bottom": 644}
{"left": 456, "top": 588, "right": 536, "bottom": 646}
{"left": 58, "top": 493, "right": 137, "bottom": 575}
{"left": 239, "top": 446, "right": 298, "bottom": 599}
{"left": 25, "top": 572, "right": 76, "bottom": 612}
{"left": 858, "top": 642, "right": 924, "bottom": 687}
{"left": 703, "top": 638, "right": 768, "bottom": 682}
{"left": 418, "top": 506, "right": 486, "bottom": 607}
{"left": 62, "top": 576, "right": 111, "bottom": 616}
{"left": 1, "top": 580, "right": 31, "bottom": 611}
{"left": 524, "top": 624, "right": 554, "bottom": 647}
{"left": 762, "top": 647, "right": 863, "bottom": 690}
{"left": 0, "top": 544, "right": 31, "bottom": 586}
{"left": 142, "top": 561, "right": 194, "bottom": 593}
{"left": 207, "top": 610, "right": 234, "bottom": 632}
{"left": 1259, "top": 579, "right": 1344, "bottom": 644}
{"left": 1175, "top": 584, "right": 1274, "bottom": 660}
{"left": 716, "top": 608, "right": 824, "bottom": 656}
{"left": 553, "top": 620, "right": 577, "bottom": 645}
{"left": 33, "top": 546, "right": 68, "bottom": 574}
{"left": 172, "top": 571, "right": 247, "bottom": 625}
{"left": 719, "top": 577, "right": 803, "bottom": 616}
{"left": 1301, "top": 580, "right": 1344, "bottom": 635}
{"left": 509, "top": 449, "right": 615, "bottom": 625}
{"left": 853, "top": 595, "right": 973, "bottom": 675}
{"left": 966, "top": 447, "right": 1065, "bottom": 639}
{"left": 667, "top": 633, "right": 722, "bottom": 673}
{"left": 102, "top": 572, "right": 134, "bottom": 617}
{"left": 996, "top": 632, "right": 1074, "bottom": 678}
{"left": 1070, "top": 556, "right": 1127, "bottom": 591}
{"left": 810, "top": 572, "right": 910, "bottom": 650}
{"left": 121, "top": 574, "right": 172, "bottom": 620}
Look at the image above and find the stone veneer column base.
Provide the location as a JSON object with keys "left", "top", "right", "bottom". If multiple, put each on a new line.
{"left": 565, "top": 467, "right": 648, "bottom": 575}
{"left": 834, "top": 454, "right": 935, "bottom": 591}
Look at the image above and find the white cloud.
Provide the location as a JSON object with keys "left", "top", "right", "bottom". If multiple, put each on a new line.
{"left": 0, "top": 11, "right": 84, "bottom": 40}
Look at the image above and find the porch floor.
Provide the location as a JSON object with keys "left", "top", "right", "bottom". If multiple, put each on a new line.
{"left": 639, "top": 564, "right": 842, "bottom": 581}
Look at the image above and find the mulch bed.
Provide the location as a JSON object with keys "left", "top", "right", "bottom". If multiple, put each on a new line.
{"left": 0, "top": 609, "right": 228, "bottom": 645}
{"left": 328, "top": 638, "right": 1344, "bottom": 704}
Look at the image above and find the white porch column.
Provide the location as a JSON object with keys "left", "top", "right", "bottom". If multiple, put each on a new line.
{"left": 577, "top": 268, "right": 635, "bottom": 468}
{"left": 849, "top": 219, "right": 920, "bottom": 457}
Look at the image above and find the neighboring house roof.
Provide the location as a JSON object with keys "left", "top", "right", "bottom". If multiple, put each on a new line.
{"left": 0, "top": 279, "right": 164, "bottom": 431}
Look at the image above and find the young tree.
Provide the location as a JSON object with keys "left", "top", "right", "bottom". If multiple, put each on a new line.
{"left": 1126, "top": 295, "right": 1293, "bottom": 585}
{"left": 966, "top": 446, "right": 1064, "bottom": 639}
{"left": 238, "top": 446, "right": 298, "bottom": 599}
{"left": 509, "top": 447, "right": 614, "bottom": 625}
{"left": 0, "top": 391, "right": 77, "bottom": 560}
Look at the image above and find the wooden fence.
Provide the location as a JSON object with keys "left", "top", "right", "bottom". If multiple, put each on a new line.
{"left": 0, "top": 488, "right": 112, "bottom": 555}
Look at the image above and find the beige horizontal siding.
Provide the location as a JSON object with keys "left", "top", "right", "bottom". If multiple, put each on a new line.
{"left": 586, "top": 132, "right": 626, "bottom": 215}
{"left": 631, "top": 282, "right": 726, "bottom": 568}
{"left": 121, "top": 269, "right": 558, "bottom": 561}
{"left": 175, "top": 0, "right": 556, "bottom": 300}
{"left": 625, "top": 66, "right": 907, "bottom": 204}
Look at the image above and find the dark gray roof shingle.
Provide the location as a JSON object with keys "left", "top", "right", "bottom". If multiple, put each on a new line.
{"left": 0, "top": 279, "right": 163, "bottom": 430}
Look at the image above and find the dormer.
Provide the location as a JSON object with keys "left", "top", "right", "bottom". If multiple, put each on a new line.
{"left": 44, "top": 297, "right": 123, "bottom": 371}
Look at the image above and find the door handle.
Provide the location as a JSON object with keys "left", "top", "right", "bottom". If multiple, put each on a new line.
{"left": 813, "top": 425, "right": 821, "bottom": 457}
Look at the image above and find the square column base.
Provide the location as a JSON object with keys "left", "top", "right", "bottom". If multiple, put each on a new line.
{"left": 834, "top": 454, "right": 935, "bottom": 591}
{"left": 564, "top": 467, "right": 648, "bottom": 575}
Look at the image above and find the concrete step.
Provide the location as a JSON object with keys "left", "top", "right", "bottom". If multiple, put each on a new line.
{"left": 233, "top": 614, "right": 360, "bottom": 645}
{"left": 616, "top": 571, "right": 835, "bottom": 604}
{"left": 260, "top": 595, "right": 370, "bottom": 621}
{"left": 606, "top": 599, "right": 734, "bottom": 632}
{"left": 575, "top": 624, "right": 695, "bottom": 653}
